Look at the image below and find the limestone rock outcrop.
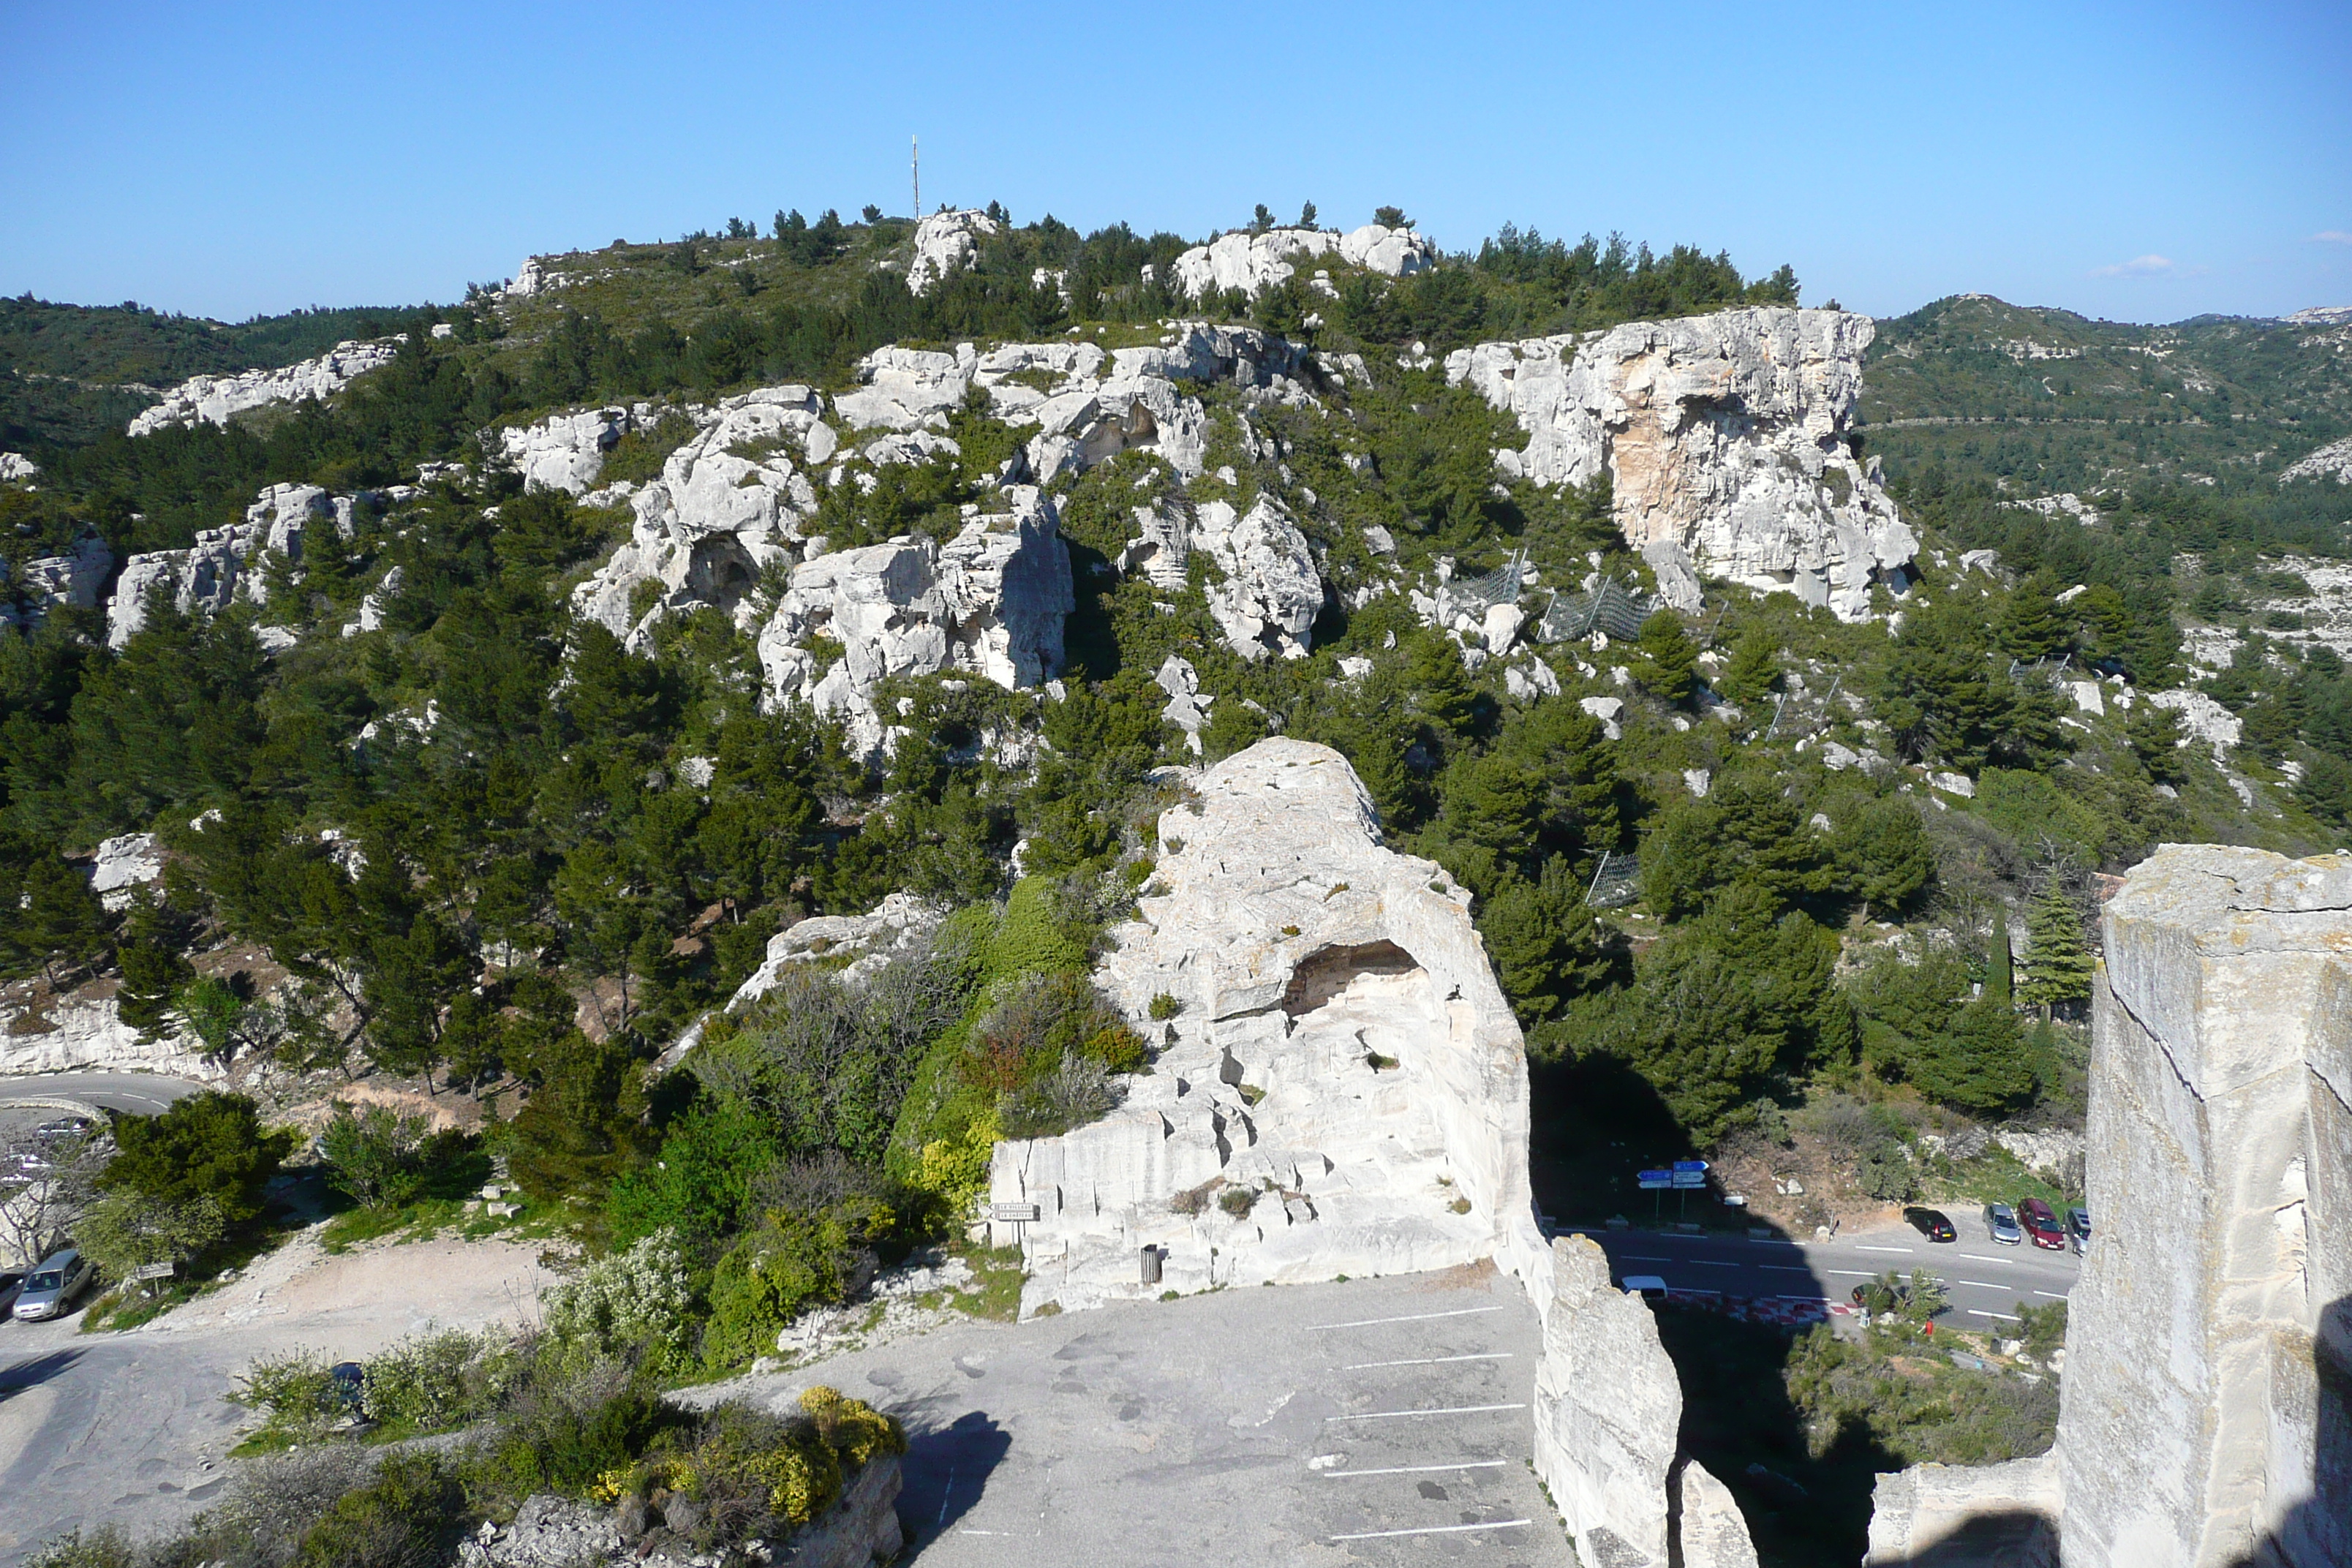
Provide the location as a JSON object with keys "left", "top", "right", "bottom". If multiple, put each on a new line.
{"left": 497, "top": 404, "right": 653, "bottom": 495}
{"left": 1192, "top": 496, "right": 1322, "bottom": 659}
{"left": 102, "top": 481, "right": 350, "bottom": 645}
{"left": 1864, "top": 1455, "right": 2059, "bottom": 1567}
{"left": 755, "top": 487, "right": 1072, "bottom": 756}
{"left": 4, "top": 530, "right": 112, "bottom": 628}
{"left": 572, "top": 388, "right": 826, "bottom": 641}
{"left": 128, "top": 339, "right": 399, "bottom": 435}
{"left": 905, "top": 209, "right": 999, "bottom": 295}
{"left": 2054, "top": 844, "right": 2350, "bottom": 1568}
{"left": 0, "top": 994, "right": 217, "bottom": 1080}
{"left": 88, "top": 832, "right": 165, "bottom": 913}
{"left": 2280, "top": 433, "right": 2352, "bottom": 486}
{"left": 831, "top": 325, "right": 1311, "bottom": 482}
{"left": 1171, "top": 225, "right": 1436, "bottom": 299}
{"left": 2147, "top": 687, "right": 2242, "bottom": 763}
{"left": 0, "top": 453, "right": 38, "bottom": 483}
{"left": 1531, "top": 1235, "right": 1761, "bottom": 1568}
{"left": 990, "top": 738, "right": 1549, "bottom": 1313}
{"left": 1447, "top": 309, "right": 1916, "bottom": 620}
{"left": 729, "top": 894, "right": 944, "bottom": 1009}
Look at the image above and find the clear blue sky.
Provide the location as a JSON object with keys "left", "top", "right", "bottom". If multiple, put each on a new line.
{"left": 4, "top": 1, "right": 2347, "bottom": 325}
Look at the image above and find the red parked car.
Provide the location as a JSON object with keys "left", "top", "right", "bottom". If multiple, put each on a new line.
{"left": 2018, "top": 1197, "right": 2066, "bottom": 1251}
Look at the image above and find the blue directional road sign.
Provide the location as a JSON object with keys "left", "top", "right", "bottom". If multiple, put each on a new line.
{"left": 1672, "top": 1159, "right": 1709, "bottom": 1174}
{"left": 1636, "top": 1169, "right": 1672, "bottom": 1190}
{"left": 1670, "top": 1172, "right": 1709, "bottom": 1189}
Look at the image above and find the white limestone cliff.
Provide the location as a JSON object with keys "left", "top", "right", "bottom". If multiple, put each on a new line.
{"left": 1864, "top": 1455, "right": 2059, "bottom": 1567}
{"left": 5, "top": 530, "right": 113, "bottom": 629}
{"left": 1447, "top": 308, "right": 1917, "bottom": 620}
{"left": 498, "top": 404, "right": 655, "bottom": 496}
{"left": 905, "top": 209, "right": 999, "bottom": 295}
{"left": 2052, "top": 844, "right": 2350, "bottom": 1568}
{"left": 103, "top": 481, "right": 351, "bottom": 646}
{"left": 571, "top": 388, "right": 826, "bottom": 641}
{"left": 990, "top": 738, "right": 1550, "bottom": 1313}
{"left": 1171, "top": 224, "right": 1436, "bottom": 299}
{"left": 1192, "top": 496, "right": 1322, "bottom": 660}
{"left": 755, "top": 487, "right": 1072, "bottom": 757}
{"left": 0, "top": 453, "right": 38, "bottom": 483}
{"left": 128, "top": 339, "right": 400, "bottom": 436}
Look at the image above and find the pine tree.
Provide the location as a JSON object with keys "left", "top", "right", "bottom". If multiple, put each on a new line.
{"left": 1298, "top": 201, "right": 1318, "bottom": 229}
{"left": 1987, "top": 907, "right": 2013, "bottom": 1007}
{"left": 1633, "top": 610, "right": 1699, "bottom": 706}
{"left": 1719, "top": 629, "right": 1780, "bottom": 704}
{"left": 116, "top": 894, "right": 194, "bottom": 1038}
{"left": 1997, "top": 577, "right": 2072, "bottom": 662}
{"left": 2021, "top": 880, "right": 2096, "bottom": 1012}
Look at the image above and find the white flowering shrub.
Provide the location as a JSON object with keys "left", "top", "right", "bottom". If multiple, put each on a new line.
{"left": 539, "top": 1228, "right": 695, "bottom": 1376}
{"left": 361, "top": 1327, "right": 522, "bottom": 1431}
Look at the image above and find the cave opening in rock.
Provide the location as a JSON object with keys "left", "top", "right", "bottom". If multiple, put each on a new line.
{"left": 1281, "top": 940, "right": 1422, "bottom": 1019}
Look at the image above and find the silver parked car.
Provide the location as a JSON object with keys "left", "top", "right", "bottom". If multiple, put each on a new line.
{"left": 1983, "top": 1202, "right": 2024, "bottom": 1245}
{"left": 2068, "top": 1206, "right": 2092, "bottom": 1255}
{"left": 13, "top": 1249, "right": 94, "bottom": 1321}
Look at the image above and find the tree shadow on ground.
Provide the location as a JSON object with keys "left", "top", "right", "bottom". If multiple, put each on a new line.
{"left": 1530, "top": 1052, "right": 1901, "bottom": 1567}
{"left": 897, "top": 1409, "right": 1010, "bottom": 1560}
{"left": 0, "top": 1349, "right": 84, "bottom": 1404}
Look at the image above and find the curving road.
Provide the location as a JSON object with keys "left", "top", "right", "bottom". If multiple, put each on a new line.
{"left": 0, "top": 1073, "right": 209, "bottom": 1118}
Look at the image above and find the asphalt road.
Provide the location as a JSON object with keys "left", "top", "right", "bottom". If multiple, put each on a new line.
{"left": 0, "top": 1072, "right": 208, "bottom": 1140}
{"left": 1581, "top": 1218, "right": 2083, "bottom": 1326}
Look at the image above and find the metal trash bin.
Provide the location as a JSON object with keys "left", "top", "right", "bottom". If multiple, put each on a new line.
{"left": 1140, "top": 1245, "right": 1162, "bottom": 1285}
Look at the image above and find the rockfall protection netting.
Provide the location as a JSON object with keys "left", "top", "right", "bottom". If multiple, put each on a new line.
{"left": 1433, "top": 551, "right": 1527, "bottom": 626}
{"left": 1539, "top": 574, "right": 1661, "bottom": 644}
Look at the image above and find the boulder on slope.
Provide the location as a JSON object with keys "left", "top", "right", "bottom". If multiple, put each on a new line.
{"left": 1191, "top": 495, "right": 1322, "bottom": 660}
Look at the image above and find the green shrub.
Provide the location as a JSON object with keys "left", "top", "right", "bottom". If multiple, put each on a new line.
{"left": 1147, "top": 992, "right": 1181, "bottom": 1021}
{"left": 704, "top": 1170, "right": 902, "bottom": 1368}
{"left": 360, "top": 1327, "right": 521, "bottom": 1431}
{"left": 99, "top": 1091, "right": 295, "bottom": 1229}
{"left": 318, "top": 1104, "right": 435, "bottom": 1210}
{"left": 26, "top": 1529, "right": 136, "bottom": 1568}
{"left": 294, "top": 1452, "right": 465, "bottom": 1568}
{"left": 233, "top": 1346, "right": 343, "bottom": 1431}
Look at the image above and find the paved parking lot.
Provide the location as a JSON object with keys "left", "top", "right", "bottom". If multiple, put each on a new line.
{"left": 713, "top": 1263, "right": 1570, "bottom": 1566}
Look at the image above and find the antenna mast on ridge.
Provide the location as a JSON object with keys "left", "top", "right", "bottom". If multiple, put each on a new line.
{"left": 911, "top": 136, "right": 919, "bottom": 220}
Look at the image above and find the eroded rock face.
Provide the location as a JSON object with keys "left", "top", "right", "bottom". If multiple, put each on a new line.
{"left": 498, "top": 405, "right": 647, "bottom": 495}
{"left": 832, "top": 324, "right": 1311, "bottom": 482}
{"left": 755, "top": 488, "right": 1072, "bottom": 757}
{"left": 1171, "top": 224, "right": 1436, "bottom": 298}
{"left": 0, "top": 453, "right": 38, "bottom": 483}
{"left": 1192, "top": 496, "right": 1322, "bottom": 660}
{"left": 1447, "top": 309, "right": 1916, "bottom": 620}
{"left": 1530, "top": 1235, "right": 1760, "bottom": 1568}
{"left": 728, "top": 893, "right": 943, "bottom": 1009}
{"left": 128, "top": 339, "right": 399, "bottom": 436}
{"left": 2281, "top": 433, "right": 2352, "bottom": 486}
{"left": 2055, "top": 844, "right": 2351, "bottom": 1568}
{"left": 906, "top": 209, "right": 1000, "bottom": 295}
{"left": 7, "top": 530, "right": 113, "bottom": 628}
{"left": 572, "top": 388, "right": 826, "bottom": 641}
{"left": 1864, "top": 1455, "right": 2059, "bottom": 1567}
{"left": 106, "top": 527, "right": 249, "bottom": 647}
{"left": 991, "top": 738, "right": 1548, "bottom": 1313}
{"left": 88, "top": 832, "right": 165, "bottom": 912}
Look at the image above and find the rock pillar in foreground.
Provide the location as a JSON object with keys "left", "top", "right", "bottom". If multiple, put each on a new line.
{"left": 1533, "top": 1235, "right": 1759, "bottom": 1568}
{"left": 2057, "top": 845, "right": 2350, "bottom": 1568}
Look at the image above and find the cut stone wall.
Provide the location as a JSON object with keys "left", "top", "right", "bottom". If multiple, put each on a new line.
{"left": 2055, "top": 843, "right": 2350, "bottom": 1568}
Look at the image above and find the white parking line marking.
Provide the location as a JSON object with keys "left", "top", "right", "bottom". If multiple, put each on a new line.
{"left": 1970, "top": 1309, "right": 2021, "bottom": 1320}
{"left": 1341, "top": 1353, "right": 1512, "bottom": 1370}
{"left": 1330, "top": 1520, "right": 1531, "bottom": 1542}
{"left": 1959, "top": 1281, "right": 2006, "bottom": 1289}
{"left": 1960, "top": 1254, "right": 2019, "bottom": 1264}
{"left": 1319, "top": 1460, "right": 1509, "bottom": 1478}
{"left": 1828, "top": 1270, "right": 1878, "bottom": 1278}
{"left": 1858, "top": 1245, "right": 1915, "bottom": 1254}
{"left": 1305, "top": 1307, "right": 1504, "bottom": 1331}
{"left": 2034, "top": 1290, "right": 2069, "bottom": 1300}
{"left": 1325, "top": 1403, "right": 1529, "bottom": 1422}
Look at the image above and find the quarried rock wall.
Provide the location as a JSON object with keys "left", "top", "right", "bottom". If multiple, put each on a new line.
{"left": 2056, "top": 844, "right": 2351, "bottom": 1568}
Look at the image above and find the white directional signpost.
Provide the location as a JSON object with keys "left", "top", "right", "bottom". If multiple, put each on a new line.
{"left": 1636, "top": 1168, "right": 1672, "bottom": 1223}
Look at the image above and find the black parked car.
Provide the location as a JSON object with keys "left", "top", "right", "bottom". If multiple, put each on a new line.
{"left": 1904, "top": 1207, "right": 1958, "bottom": 1243}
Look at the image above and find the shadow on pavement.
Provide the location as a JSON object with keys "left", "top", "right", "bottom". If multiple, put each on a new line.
{"left": 0, "top": 1349, "right": 85, "bottom": 1404}
{"left": 897, "top": 1409, "right": 1010, "bottom": 1560}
